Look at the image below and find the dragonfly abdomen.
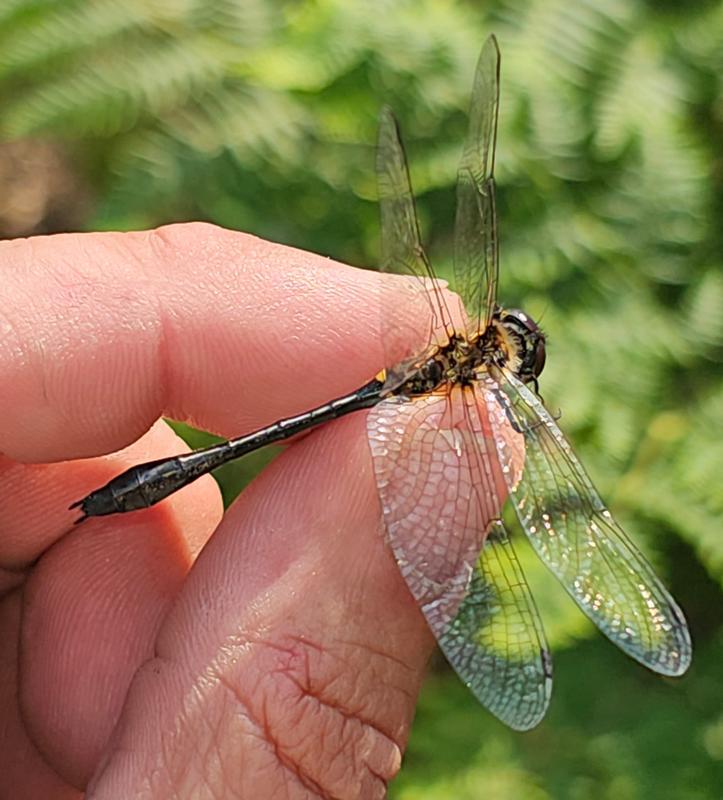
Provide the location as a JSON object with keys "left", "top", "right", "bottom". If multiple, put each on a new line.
{"left": 71, "top": 377, "right": 385, "bottom": 521}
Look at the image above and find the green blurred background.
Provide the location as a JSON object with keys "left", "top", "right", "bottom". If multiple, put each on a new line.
{"left": 1, "top": 0, "right": 721, "bottom": 796}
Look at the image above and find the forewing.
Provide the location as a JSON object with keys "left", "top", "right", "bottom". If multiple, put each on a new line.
{"left": 377, "top": 107, "right": 452, "bottom": 352}
{"left": 454, "top": 34, "right": 500, "bottom": 335}
{"left": 482, "top": 372, "right": 692, "bottom": 676}
{"left": 367, "top": 388, "right": 552, "bottom": 730}
{"left": 377, "top": 106, "right": 431, "bottom": 281}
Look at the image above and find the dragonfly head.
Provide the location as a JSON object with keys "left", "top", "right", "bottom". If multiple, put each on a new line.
{"left": 496, "top": 307, "right": 547, "bottom": 389}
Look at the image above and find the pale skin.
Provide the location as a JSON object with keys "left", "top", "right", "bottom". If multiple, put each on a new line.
{"left": 0, "top": 222, "right": 478, "bottom": 799}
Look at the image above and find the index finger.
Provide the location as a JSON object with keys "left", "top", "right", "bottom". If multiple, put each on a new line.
{"left": 0, "top": 222, "right": 419, "bottom": 462}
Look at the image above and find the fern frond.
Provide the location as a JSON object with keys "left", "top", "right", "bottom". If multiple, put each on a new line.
{"left": 0, "top": 0, "right": 152, "bottom": 78}
{"left": 2, "top": 34, "right": 225, "bottom": 137}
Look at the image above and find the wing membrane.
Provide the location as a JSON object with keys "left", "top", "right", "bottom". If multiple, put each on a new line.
{"left": 368, "top": 388, "right": 551, "bottom": 730}
{"left": 376, "top": 107, "right": 453, "bottom": 346}
{"left": 377, "top": 106, "right": 433, "bottom": 282}
{"left": 454, "top": 34, "right": 500, "bottom": 334}
{"left": 482, "top": 372, "right": 692, "bottom": 676}
{"left": 441, "top": 518, "right": 552, "bottom": 730}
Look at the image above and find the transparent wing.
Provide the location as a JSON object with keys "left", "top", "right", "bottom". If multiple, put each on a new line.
{"left": 367, "top": 387, "right": 552, "bottom": 730}
{"left": 482, "top": 372, "right": 692, "bottom": 676}
{"left": 441, "top": 518, "right": 552, "bottom": 729}
{"left": 454, "top": 34, "right": 500, "bottom": 335}
{"left": 377, "top": 106, "right": 434, "bottom": 282}
{"left": 377, "top": 106, "right": 454, "bottom": 356}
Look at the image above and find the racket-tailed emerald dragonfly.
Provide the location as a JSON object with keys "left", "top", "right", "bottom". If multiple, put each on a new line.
{"left": 72, "top": 35, "right": 691, "bottom": 730}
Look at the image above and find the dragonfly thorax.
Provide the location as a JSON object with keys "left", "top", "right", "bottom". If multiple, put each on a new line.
{"left": 490, "top": 306, "right": 547, "bottom": 387}
{"left": 397, "top": 334, "right": 487, "bottom": 397}
{"left": 394, "top": 308, "right": 545, "bottom": 400}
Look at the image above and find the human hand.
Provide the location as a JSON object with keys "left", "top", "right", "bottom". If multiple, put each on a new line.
{"left": 0, "top": 223, "right": 437, "bottom": 799}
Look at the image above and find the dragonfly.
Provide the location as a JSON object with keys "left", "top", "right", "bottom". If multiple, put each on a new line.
{"left": 72, "top": 35, "right": 691, "bottom": 730}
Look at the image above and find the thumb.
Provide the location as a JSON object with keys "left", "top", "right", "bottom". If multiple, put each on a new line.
{"left": 88, "top": 412, "right": 434, "bottom": 799}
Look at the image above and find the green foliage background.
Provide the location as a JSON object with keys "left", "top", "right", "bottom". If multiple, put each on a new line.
{"left": 1, "top": 0, "right": 721, "bottom": 796}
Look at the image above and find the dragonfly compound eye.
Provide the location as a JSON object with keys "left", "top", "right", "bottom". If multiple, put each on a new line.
{"left": 532, "top": 336, "right": 547, "bottom": 378}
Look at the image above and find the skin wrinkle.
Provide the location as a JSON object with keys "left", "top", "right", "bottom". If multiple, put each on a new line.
{"left": 286, "top": 676, "right": 399, "bottom": 785}
{"left": 336, "top": 637, "right": 416, "bottom": 682}
{"left": 133, "top": 627, "right": 399, "bottom": 799}
{"left": 214, "top": 673, "right": 331, "bottom": 800}
{"left": 216, "top": 634, "right": 400, "bottom": 798}
{"left": 279, "top": 654, "right": 398, "bottom": 753}
{"left": 0, "top": 589, "right": 78, "bottom": 798}
{"left": 0, "top": 569, "right": 26, "bottom": 597}
{"left": 145, "top": 227, "right": 189, "bottom": 425}
{"left": 154, "top": 292, "right": 174, "bottom": 430}
{"left": 15, "top": 586, "right": 67, "bottom": 788}
{"left": 352, "top": 730, "right": 392, "bottom": 799}
{"left": 197, "top": 709, "right": 226, "bottom": 800}
{"left": 260, "top": 638, "right": 399, "bottom": 794}
{"left": 268, "top": 608, "right": 415, "bottom": 740}
{"left": 154, "top": 671, "right": 220, "bottom": 800}
{"left": 282, "top": 641, "right": 351, "bottom": 709}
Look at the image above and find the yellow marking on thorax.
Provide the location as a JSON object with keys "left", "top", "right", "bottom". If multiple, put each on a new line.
{"left": 490, "top": 319, "right": 522, "bottom": 374}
